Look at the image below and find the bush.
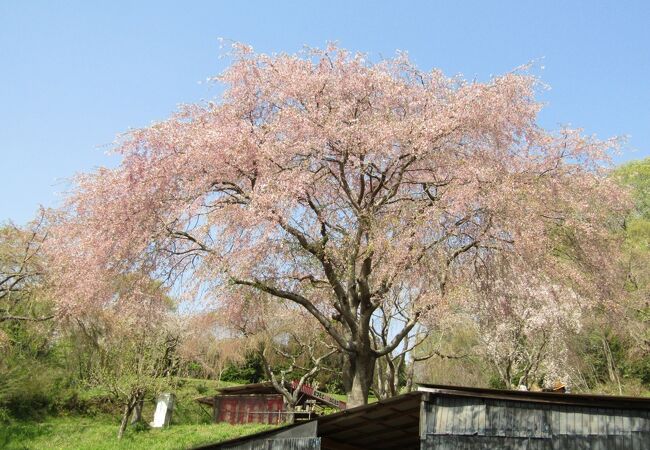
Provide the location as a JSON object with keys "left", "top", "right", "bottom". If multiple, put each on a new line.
{"left": 131, "top": 420, "right": 151, "bottom": 433}
{"left": 220, "top": 353, "right": 264, "bottom": 384}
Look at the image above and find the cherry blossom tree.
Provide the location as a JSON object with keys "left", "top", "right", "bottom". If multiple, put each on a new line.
{"left": 46, "top": 44, "right": 626, "bottom": 406}
{"left": 466, "top": 262, "right": 585, "bottom": 389}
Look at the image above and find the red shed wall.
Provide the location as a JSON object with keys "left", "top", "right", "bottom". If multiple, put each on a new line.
{"left": 213, "top": 395, "right": 286, "bottom": 425}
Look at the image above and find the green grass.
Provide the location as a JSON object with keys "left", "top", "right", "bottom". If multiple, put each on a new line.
{"left": 0, "top": 415, "right": 275, "bottom": 450}
{"left": 0, "top": 378, "right": 355, "bottom": 449}
{"left": 0, "top": 378, "right": 275, "bottom": 449}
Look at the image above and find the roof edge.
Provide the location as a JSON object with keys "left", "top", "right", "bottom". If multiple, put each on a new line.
{"left": 416, "top": 383, "right": 650, "bottom": 409}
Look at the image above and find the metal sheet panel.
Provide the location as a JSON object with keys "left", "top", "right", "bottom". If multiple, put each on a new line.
{"left": 432, "top": 396, "right": 486, "bottom": 436}
{"left": 222, "top": 438, "right": 321, "bottom": 450}
{"left": 215, "top": 395, "right": 285, "bottom": 425}
{"left": 424, "top": 396, "right": 650, "bottom": 449}
{"left": 268, "top": 438, "right": 321, "bottom": 450}
{"left": 423, "top": 435, "right": 553, "bottom": 450}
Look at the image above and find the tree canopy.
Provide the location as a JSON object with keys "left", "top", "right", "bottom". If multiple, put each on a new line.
{"left": 46, "top": 44, "right": 627, "bottom": 406}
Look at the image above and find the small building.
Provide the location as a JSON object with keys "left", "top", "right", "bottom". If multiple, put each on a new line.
{"left": 197, "top": 381, "right": 346, "bottom": 425}
{"left": 196, "top": 383, "right": 650, "bottom": 449}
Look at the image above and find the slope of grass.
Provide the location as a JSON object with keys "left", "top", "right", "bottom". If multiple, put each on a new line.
{"left": 0, "top": 415, "right": 274, "bottom": 450}
{"left": 1, "top": 378, "right": 358, "bottom": 449}
{"left": 0, "top": 378, "right": 273, "bottom": 450}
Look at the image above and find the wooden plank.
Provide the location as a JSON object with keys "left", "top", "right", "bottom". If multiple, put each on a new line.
{"left": 419, "top": 398, "right": 428, "bottom": 440}
{"left": 477, "top": 398, "right": 486, "bottom": 435}
{"left": 437, "top": 397, "right": 448, "bottom": 434}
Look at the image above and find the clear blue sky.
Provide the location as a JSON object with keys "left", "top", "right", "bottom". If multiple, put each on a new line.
{"left": 1, "top": 1, "right": 649, "bottom": 224}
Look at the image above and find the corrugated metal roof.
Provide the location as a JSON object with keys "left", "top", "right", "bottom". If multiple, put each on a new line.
{"left": 316, "top": 391, "right": 422, "bottom": 449}
{"left": 417, "top": 383, "right": 650, "bottom": 410}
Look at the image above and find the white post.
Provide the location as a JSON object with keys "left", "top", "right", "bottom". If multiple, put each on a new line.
{"left": 150, "top": 393, "right": 175, "bottom": 428}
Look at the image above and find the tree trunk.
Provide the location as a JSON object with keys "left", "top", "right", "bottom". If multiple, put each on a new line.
{"left": 131, "top": 392, "right": 144, "bottom": 424}
{"left": 284, "top": 402, "right": 297, "bottom": 424}
{"left": 405, "top": 360, "right": 415, "bottom": 393}
{"left": 343, "top": 351, "right": 376, "bottom": 408}
{"left": 602, "top": 336, "right": 622, "bottom": 394}
{"left": 118, "top": 402, "right": 134, "bottom": 439}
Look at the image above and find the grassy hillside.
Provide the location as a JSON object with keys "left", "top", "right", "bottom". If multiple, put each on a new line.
{"left": 0, "top": 378, "right": 274, "bottom": 450}
{"left": 0, "top": 378, "right": 365, "bottom": 449}
{"left": 1, "top": 417, "right": 273, "bottom": 450}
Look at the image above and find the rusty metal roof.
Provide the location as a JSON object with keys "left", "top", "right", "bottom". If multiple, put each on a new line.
{"left": 195, "top": 382, "right": 285, "bottom": 407}
{"left": 216, "top": 381, "right": 281, "bottom": 395}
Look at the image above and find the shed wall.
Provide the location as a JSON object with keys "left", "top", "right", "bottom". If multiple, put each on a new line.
{"left": 422, "top": 396, "right": 650, "bottom": 450}
{"left": 213, "top": 395, "right": 286, "bottom": 425}
{"left": 217, "top": 422, "right": 320, "bottom": 450}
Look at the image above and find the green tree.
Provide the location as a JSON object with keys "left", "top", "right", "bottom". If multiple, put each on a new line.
{"left": 612, "top": 158, "right": 650, "bottom": 383}
{"left": 0, "top": 215, "right": 58, "bottom": 420}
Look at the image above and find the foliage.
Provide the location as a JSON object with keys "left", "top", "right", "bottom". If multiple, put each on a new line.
{"left": 217, "top": 291, "right": 339, "bottom": 410}
{"left": 415, "top": 326, "right": 492, "bottom": 389}
{"left": 612, "top": 157, "right": 650, "bottom": 219}
{"left": 584, "top": 158, "right": 650, "bottom": 390}
{"left": 0, "top": 217, "right": 59, "bottom": 420}
{"left": 46, "top": 43, "right": 626, "bottom": 407}
{"left": 0, "top": 213, "right": 52, "bottom": 323}
{"left": 177, "top": 314, "right": 246, "bottom": 381}
{"left": 466, "top": 262, "right": 585, "bottom": 389}
{"left": 413, "top": 157, "right": 650, "bottom": 395}
{"left": 220, "top": 352, "right": 266, "bottom": 384}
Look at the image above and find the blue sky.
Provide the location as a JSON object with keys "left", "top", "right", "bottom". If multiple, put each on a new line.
{"left": 1, "top": 1, "right": 649, "bottom": 224}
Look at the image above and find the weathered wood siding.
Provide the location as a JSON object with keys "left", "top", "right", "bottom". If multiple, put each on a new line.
{"left": 220, "top": 437, "right": 321, "bottom": 450}
{"left": 422, "top": 396, "right": 650, "bottom": 449}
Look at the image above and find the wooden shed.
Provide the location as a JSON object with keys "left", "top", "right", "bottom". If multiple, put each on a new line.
{"left": 197, "top": 381, "right": 346, "bottom": 425}
{"left": 196, "top": 383, "right": 650, "bottom": 449}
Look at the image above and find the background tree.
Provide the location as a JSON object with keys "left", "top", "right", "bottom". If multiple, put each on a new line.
{"left": 370, "top": 293, "right": 438, "bottom": 399}
{"left": 0, "top": 214, "right": 58, "bottom": 420}
{"left": 177, "top": 314, "right": 245, "bottom": 381}
{"left": 221, "top": 291, "right": 337, "bottom": 416}
{"left": 63, "top": 275, "right": 180, "bottom": 439}
{"left": 46, "top": 44, "right": 626, "bottom": 406}
{"left": 0, "top": 212, "right": 51, "bottom": 323}
{"left": 465, "top": 262, "right": 584, "bottom": 389}
{"left": 568, "top": 158, "right": 650, "bottom": 395}
{"left": 612, "top": 158, "right": 650, "bottom": 357}
{"left": 573, "top": 157, "right": 650, "bottom": 393}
